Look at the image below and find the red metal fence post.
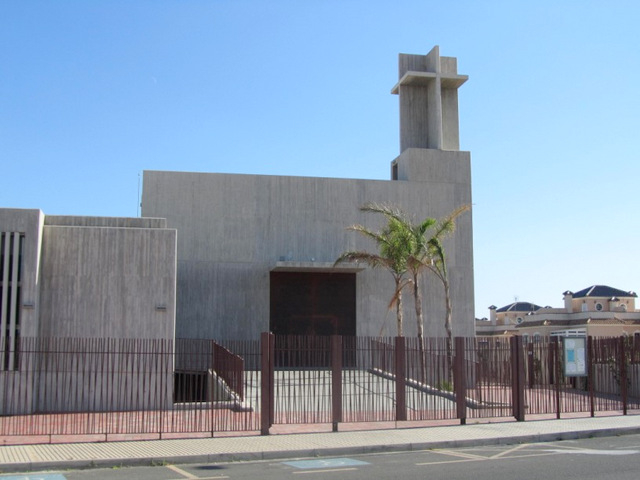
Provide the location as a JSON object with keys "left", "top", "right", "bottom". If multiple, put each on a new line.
{"left": 260, "top": 332, "right": 272, "bottom": 435}
{"left": 269, "top": 333, "right": 275, "bottom": 426}
{"left": 331, "top": 335, "right": 342, "bottom": 432}
{"left": 395, "top": 336, "right": 407, "bottom": 421}
{"left": 454, "top": 337, "right": 467, "bottom": 424}
{"left": 620, "top": 336, "right": 628, "bottom": 415}
{"left": 553, "top": 337, "right": 561, "bottom": 419}
{"left": 588, "top": 336, "right": 595, "bottom": 417}
{"left": 527, "top": 342, "right": 534, "bottom": 389}
{"left": 511, "top": 336, "right": 525, "bottom": 421}
{"left": 214, "top": 340, "right": 220, "bottom": 438}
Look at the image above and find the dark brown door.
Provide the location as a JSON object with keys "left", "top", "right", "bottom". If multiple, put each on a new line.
{"left": 269, "top": 272, "right": 356, "bottom": 336}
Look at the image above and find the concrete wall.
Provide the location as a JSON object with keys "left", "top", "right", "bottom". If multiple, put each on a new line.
{"left": 0, "top": 208, "right": 45, "bottom": 338}
{"left": 45, "top": 215, "right": 167, "bottom": 229}
{"left": 142, "top": 168, "right": 474, "bottom": 341}
{"left": 39, "top": 223, "right": 177, "bottom": 339}
{"left": 0, "top": 209, "right": 178, "bottom": 414}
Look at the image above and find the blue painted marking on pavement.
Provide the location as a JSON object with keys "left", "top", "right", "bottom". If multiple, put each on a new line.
{"left": 283, "top": 458, "right": 370, "bottom": 469}
{"left": 0, "top": 474, "right": 66, "bottom": 480}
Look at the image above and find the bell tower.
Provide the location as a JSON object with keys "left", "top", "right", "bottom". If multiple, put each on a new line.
{"left": 392, "top": 45, "right": 468, "bottom": 152}
{"left": 390, "top": 46, "right": 470, "bottom": 183}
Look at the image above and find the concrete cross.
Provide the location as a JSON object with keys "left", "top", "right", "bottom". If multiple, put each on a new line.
{"left": 392, "top": 45, "right": 468, "bottom": 152}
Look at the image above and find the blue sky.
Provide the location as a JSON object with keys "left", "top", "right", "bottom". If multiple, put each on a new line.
{"left": 2, "top": 1, "right": 639, "bottom": 319}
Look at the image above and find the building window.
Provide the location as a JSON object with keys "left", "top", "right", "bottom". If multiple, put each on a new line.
{"left": 621, "top": 303, "right": 627, "bottom": 312}
{"left": 581, "top": 303, "right": 588, "bottom": 312}
{"left": 516, "top": 316, "right": 524, "bottom": 324}
{"left": 522, "top": 334, "right": 529, "bottom": 344}
{"left": 0, "top": 232, "right": 24, "bottom": 371}
{"left": 533, "top": 333, "right": 541, "bottom": 343}
{"left": 595, "top": 302, "right": 603, "bottom": 311}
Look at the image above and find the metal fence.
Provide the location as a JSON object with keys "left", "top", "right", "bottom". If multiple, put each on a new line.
{"left": 0, "top": 337, "right": 262, "bottom": 441}
{"left": 0, "top": 334, "right": 638, "bottom": 444}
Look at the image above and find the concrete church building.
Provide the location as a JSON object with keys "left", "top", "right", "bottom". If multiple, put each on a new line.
{"left": 1, "top": 46, "right": 474, "bottom": 348}
{"left": 142, "top": 46, "right": 475, "bottom": 341}
{"left": 0, "top": 46, "right": 474, "bottom": 416}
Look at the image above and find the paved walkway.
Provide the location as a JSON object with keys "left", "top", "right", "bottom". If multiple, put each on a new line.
{"left": 2, "top": 416, "right": 640, "bottom": 474}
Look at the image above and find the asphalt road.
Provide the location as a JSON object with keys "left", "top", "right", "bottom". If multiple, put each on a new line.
{"left": 4, "top": 434, "right": 640, "bottom": 480}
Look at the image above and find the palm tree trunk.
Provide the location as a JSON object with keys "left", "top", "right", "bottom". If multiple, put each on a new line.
{"left": 413, "top": 272, "right": 427, "bottom": 383}
{"left": 444, "top": 279, "right": 453, "bottom": 383}
{"left": 396, "top": 282, "right": 404, "bottom": 337}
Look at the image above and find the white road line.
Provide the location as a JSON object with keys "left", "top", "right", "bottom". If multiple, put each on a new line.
{"left": 416, "top": 458, "right": 481, "bottom": 466}
{"left": 432, "top": 449, "right": 489, "bottom": 460}
{"left": 543, "top": 448, "right": 639, "bottom": 456}
{"left": 490, "top": 443, "right": 528, "bottom": 459}
{"left": 417, "top": 451, "right": 564, "bottom": 466}
{"left": 165, "top": 464, "right": 199, "bottom": 479}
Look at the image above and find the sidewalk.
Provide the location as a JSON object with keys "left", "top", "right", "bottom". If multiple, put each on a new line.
{"left": 2, "top": 415, "right": 640, "bottom": 474}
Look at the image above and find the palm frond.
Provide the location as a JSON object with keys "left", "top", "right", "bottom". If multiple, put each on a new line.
{"left": 431, "top": 204, "right": 470, "bottom": 240}
{"left": 360, "top": 202, "right": 410, "bottom": 224}
{"left": 334, "top": 251, "right": 388, "bottom": 269}
{"left": 347, "top": 224, "right": 392, "bottom": 248}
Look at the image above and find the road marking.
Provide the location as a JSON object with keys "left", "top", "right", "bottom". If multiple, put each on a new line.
{"left": 543, "top": 448, "right": 639, "bottom": 456}
{"left": 165, "top": 464, "right": 200, "bottom": 478}
{"left": 416, "top": 458, "right": 481, "bottom": 466}
{"left": 163, "top": 465, "right": 229, "bottom": 480}
{"left": 284, "top": 458, "right": 369, "bottom": 469}
{"left": 293, "top": 467, "right": 359, "bottom": 474}
{"left": 0, "top": 475, "right": 66, "bottom": 480}
{"left": 431, "top": 449, "right": 488, "bottom": 460}
{"left": 417, "top": 451, "right": 564, "bottom": 465}
{"left": 490, "top": 443, "right": 528, "bottom": 459}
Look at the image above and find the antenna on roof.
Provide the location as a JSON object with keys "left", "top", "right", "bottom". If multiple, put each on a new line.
{"left": 137, "top": 172, "right": 141, "bottom": 217}
{"left": 514, "top": 295, "right": 519, "bottom": 303}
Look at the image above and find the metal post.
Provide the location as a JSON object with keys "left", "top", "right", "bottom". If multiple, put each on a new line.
{"left": 269, "top": 333, "right": 275, "bottom": 425}
{"left": 527, "top": 342, "right": 534, "bottom": 389}
{"left": 454, "top": 337, "right": 467, "bottom": 424}
{"left": 331, "top": 335, "right": 342, "bottom": 431}
{"left": 211, "top": 340, "right": 215, "bottom": 437}
{"left": 511, "top": 336, "right": 525, "bottom": 421}
{"left": 395, "top": 336, "right": 406, "bottom": 422}
{"left": 620, "top": 336, "right": 628, "bottom": 415}
{"left": 588, "top": 336, "right": 595, "bottom": 417}
{"left": 553, "top": 337, "right": 561, "bottom": 419}
{"left": 260, "top": 332, "right": 272, "bottom": 435}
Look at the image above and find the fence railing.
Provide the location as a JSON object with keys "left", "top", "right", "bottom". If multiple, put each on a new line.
{"left": 0, "top": 334, "right": 637, "bottom": 444}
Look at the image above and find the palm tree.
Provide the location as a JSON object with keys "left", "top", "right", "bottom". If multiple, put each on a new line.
{"left": 422, "top": 205, "right": 471, "bottom": 381}
{"left": 335, "top": 214, "right": 414, "bottom": 336}
{"left": 361, "top": 203, "right": 470, "bottom": 381}
{"left": 360, "top": 204, "right": 434, "bottom": 343}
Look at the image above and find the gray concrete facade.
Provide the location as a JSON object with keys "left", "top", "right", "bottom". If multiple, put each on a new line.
{"left": 0, "top": 209, "right": 177, "bottom": 341}
{"left": 0, "top": 209, "right": 177, "bottom": 414}
{"left": 39, "top": 218, "right": 177, "bottom": 339}
{"left": 142, "top": 46, "right": 474, "bottom": 341}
